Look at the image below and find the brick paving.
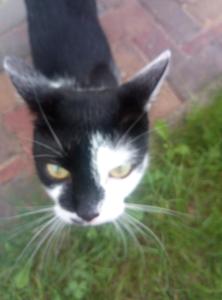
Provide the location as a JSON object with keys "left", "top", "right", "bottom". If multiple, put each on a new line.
{"left": 0, "top": 0, "right": 221, "bottom": 188}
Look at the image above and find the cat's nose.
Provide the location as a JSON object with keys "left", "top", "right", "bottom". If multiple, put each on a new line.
{"left": 78, "top": 211, "right": 99, "bottom": 222}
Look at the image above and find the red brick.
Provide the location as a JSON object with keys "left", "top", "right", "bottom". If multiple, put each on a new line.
{"left": 0, "top": 123, "right": 20, "bottom": 165}
{"left": 133, "top": 27, "right": 170, "bottom": 59}
{"left": 101, "top": 0, "right": 155, "bottom": 44}
{"left": 112, "top": 40, "right": 146, "bottom": 81}
{"left": 182, "top": 23, "right": 222, "bottom": 55}
{"left": 132, "top": 21, "right": 185, "bottom": 68}
{"left": 184, "top": 0, "right": 222, "bottom": 27}
{"left": 3, "top": 105, "right": 34, "bottom": 154}
{"left": 0, "top": 0, "right": 25, "bottom": 34}
{"left": 140, "top": 0, "right": 200, "bottom": 44}
{"left": 0, "top": 21, "right": 30, "bottom": 72}
{"left": 3, "top": 105, "right": 33, "bottom": 137}
{"left": 150, "top": 83, "right": 183, "bottom": 124}
{"left": 0, "top": 73, "right": 17, "bottom": 113}
{"left": 169, "top": 43, "right": 222, "bottom": 99}
{"left": 0, "top": 155, "right": 33, "bottom": 184}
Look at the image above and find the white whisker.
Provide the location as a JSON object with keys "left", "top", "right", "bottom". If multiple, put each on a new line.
{"left": 116, "top": 113, "right": 145, "bottom": 148}
{"left": 128, "top": 130, "right": 150, "bottom": 145}
{"left": 55, "top": 221, "right": 67, "bottom": 255}
{"left": 125, "top": 203, "right": 188, "bottom": 218}
{"left": 119, "top": 215, "right": 143, "bottom": 252}
{"left": 113, "top": 219, "right": 128, "bottom": 255}
{"left": 123, "top": 117, "right": 179, "bottom": 147}
{"left": 27, "top": 219, "right": 56, "bottom": 263}
{"left": 40, "top": 218, "right": 62, "bottom": 267}
{"left": 27, "top": 217, "right": 58, "bottom": 264}
{"left": 5, "top": 214, "right": 53, "bottom": 242}
{"left": 16, "top": 216, "right": 57, "bottom": 264}
{"left": 125, "top": 212, "right": 166, "bottom": 254}
{"left": 32, "top": 87, "right": 66, "bottom": 155}
{"left": 1, "top": 207, "right": 53, "bottom": 221}
{"left": 20, "top": 136, "right": 62, "bottom": 156}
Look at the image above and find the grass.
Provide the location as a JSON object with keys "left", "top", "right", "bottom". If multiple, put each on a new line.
{"left": 0, "top": 92, "right": 222, "bottom": 299}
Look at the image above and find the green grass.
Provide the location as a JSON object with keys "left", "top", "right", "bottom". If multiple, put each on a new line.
{"left": 1, "top": 93, "right": 222, "bottom": 300}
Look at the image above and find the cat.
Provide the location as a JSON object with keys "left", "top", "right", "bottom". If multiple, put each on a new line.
{"left": 3, "top": 0, "right": 171, "bottom": 226}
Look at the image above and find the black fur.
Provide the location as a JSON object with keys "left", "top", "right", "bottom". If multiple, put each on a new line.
{"left": 25, "top": 0, "right": 117, "bottom": 87}
{"left": 4, "top": 0, "right": 170, "bottom": 223}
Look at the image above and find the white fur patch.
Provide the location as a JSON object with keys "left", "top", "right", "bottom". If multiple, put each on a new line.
{"left": 45, "top": 133, "right": 148, "bottom": 226}
{"left": 90, "top": 132, "right": 136, "bottom": 186}
{"left": 54, "top": 205, "right": 79, "bottom": 224}
{"left": 50, "top": 78, "right": 107, "bottom": 92}
{"left": 50, "top": 78, "right": 75, "bottom": 88}
{"left": 89, "top": 132, "right": 148, "bottom": 225}
{"left": 45, "top": 185, "right": 64, "bottom": 204}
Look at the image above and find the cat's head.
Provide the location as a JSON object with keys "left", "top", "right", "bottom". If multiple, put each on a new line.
{"left": 4, "top": 51, "right": 171, "bottom": 226}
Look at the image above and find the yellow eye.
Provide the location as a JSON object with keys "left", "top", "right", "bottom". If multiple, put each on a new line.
{"left": 46, "top": 164, "right": 70, "bottom": 180}
{"left": 109, "top": 164, "right": 132, "bottom": 179}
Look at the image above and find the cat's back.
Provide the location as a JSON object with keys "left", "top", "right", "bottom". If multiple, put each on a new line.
{"left": 25, "top": 0, "right": 116, "bottom": 85}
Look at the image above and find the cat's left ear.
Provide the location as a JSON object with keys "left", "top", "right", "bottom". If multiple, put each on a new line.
{"left": 3, "top": 56, "right": 51, "bottom": 113}
{"left": 119, "top": 50, "right": 171, "bottom": 112}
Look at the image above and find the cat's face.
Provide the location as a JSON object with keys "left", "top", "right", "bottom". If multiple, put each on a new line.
{"left": 33, "top": 89, "right": 149, "bottom": 225}
{"left": 4, "top": 51, "right": 171, "bottom": 226}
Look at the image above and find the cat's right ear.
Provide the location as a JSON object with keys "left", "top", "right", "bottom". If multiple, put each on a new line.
{"left": 3, "top": 56, "right": 51, "bottom": 113}
{"left": 118, "top": 50, "right": 171, "bottom": 113}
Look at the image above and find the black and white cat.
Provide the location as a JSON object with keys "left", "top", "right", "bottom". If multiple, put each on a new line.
{"left": 3, "top": 0, "right": 171, "bottom": 226}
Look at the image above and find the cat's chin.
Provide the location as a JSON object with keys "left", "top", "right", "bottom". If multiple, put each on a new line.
{"left": 54, "top": 203, "right": 125, "bottom": 226}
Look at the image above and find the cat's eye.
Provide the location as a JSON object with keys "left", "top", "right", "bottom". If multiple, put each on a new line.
{"left": 46, "top": 164, "right": 70, "bottom": 180}
{"left": 109, "top": 164, "right": 132, "bottom": 179}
